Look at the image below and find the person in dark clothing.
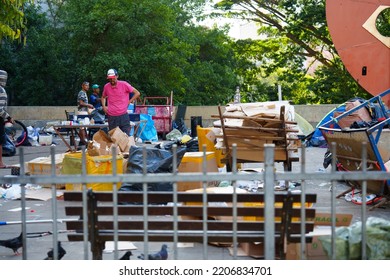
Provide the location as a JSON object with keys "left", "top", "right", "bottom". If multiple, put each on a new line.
{"left": 0, "top": 70, "right": 13, "bottom": 168}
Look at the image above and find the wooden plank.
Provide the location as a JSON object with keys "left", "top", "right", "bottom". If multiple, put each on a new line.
{"left": 211, "top": 114, "right": 297, "bottom": 125}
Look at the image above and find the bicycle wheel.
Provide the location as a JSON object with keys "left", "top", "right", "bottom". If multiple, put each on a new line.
{"left": 5, "top": 120, "right": 28, "bottom": 147}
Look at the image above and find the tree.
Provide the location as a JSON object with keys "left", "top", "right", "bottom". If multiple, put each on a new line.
{"left": 215, "top": 0, "right": 371, "bottom": 104}
{"left": 0, "top": 0, "right": 32, "bottom": 42}
{"left": 0, "top": 0, "right": 239, "bottom": 106}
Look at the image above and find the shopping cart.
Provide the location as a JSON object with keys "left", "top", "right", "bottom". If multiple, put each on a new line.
{"left": 319, "top": 88, "right": 390, "bottom": 207}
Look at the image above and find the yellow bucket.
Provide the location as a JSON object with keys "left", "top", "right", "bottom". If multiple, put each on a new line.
{"left": 62, "top": 152, "right": 123, "bottom": 191}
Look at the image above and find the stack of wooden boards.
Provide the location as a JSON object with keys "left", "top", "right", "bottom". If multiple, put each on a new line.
{"left": 213, "top": 101, "right": 300, "bottom": 171}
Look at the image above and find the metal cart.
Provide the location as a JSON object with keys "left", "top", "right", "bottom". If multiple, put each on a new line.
{"left": 135, "top": 91, "right": 174, "bottom": 139}
{"left": 319, "top": 88, "right": 390, "bottom": 207}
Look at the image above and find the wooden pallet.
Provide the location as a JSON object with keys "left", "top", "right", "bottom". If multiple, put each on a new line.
{"left": 214, "top": 104, "right": 299, "bottom": 171}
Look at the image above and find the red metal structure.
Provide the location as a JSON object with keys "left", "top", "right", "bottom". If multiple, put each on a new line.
{"left": 134, "top": 91, "right": 174, "bottom": 139}
{"left": 326, "top": 0, "right": 390, "bottom": 106}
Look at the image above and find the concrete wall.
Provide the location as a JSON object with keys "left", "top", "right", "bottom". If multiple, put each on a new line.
{"left": 8, "top": 105, "right": 339, "bottom": 128}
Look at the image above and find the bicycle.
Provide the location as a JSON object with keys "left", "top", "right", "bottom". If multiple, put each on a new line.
{"left": 4, "top": 119, "right": 28, "bottom": 147}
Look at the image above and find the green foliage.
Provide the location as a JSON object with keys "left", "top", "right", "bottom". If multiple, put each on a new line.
{"left": 215, "top": 0, "right": 373, "bottom": 104}
{"left": 376, "top": 8, "right": 390, "bottom": 37}
{"left": 0, "top": 0, "right": 238, "bottom": 106}
{"left": 0, "top": 0, "right": 32, "bottom": 42}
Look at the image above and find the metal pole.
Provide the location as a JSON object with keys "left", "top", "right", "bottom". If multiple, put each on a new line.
{"left": 264, "top": 144, "right": 275, "bottom": 260}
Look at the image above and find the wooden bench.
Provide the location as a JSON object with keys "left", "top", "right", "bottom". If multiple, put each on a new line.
{"left": 64, "top": 190, "right": 316, "bottom": 260}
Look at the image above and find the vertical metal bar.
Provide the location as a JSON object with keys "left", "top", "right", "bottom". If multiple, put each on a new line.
{"left": 81, "top": 149, "right": 89, "bottom": 259}
{"left": 300, "top": 146, "right": 306, "bottom": 260}
{"left": 330, "top": 142, "right": 337, "bottom": 260}
{"left": 202, "top": 145, "right": 208, "bottom": 259}
{"left": 361, "top": 142, "right": 367, "bottom": 260}
{"left": 112, "top": 146, "right": 119, "bottom": 260}
{"left": 142, "top": 146, "right": 149, "bottom": 258}
{"left": 18, "top": 147, "right": 27, "bottom": 260}
{"left": 172, "top": 144, "right": 179, "bottom": 260}
{"left": 50, "top": 147, "right": 58, "bottom": 259}
{"left": 264, "top": 144, "right": 275, "bottom": 260}
{"left": 231, "top": 144, "right": 238, "bottom": 259}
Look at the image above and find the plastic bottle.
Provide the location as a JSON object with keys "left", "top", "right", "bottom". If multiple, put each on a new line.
{"left": 234, "top": 86, "right": 241, "bottom": 104}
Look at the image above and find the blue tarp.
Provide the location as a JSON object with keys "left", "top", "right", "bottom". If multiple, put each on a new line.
{"left": 136, "top": 114, "right": 158, "bottom": 142}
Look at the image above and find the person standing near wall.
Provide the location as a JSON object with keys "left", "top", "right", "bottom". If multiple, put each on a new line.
{"left": 101, "top": 69, "right": 140, "bottom": 135}
{"left": 77, "top": 81, "right": 93, "bottom": 145}
{"left": 77, "top": 81, "right": 94, "bottom": 112}
{"left": 0, "top": 70, "right": 13, "bottom": 168}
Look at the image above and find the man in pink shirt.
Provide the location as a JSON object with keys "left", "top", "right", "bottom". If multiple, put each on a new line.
{"left": 101, "top": 69, "right": 140, "bottom": 134}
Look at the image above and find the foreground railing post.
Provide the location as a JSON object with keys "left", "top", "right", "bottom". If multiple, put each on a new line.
{"left": 81, "top": 149, "right": 89, "bottom": 259}
{"left": 264, "top": 144, "right": 275, "bottom": 260}
{"left": 112, "top": 146, "right": 119, "bottom": 260}
{"left": 50, "top": 147, "right": 58, "bottom": 259}
{"left": 300, "top": 146, "right": 307, "bottom": 259}
{"left": 361, "top": 142, "right": 367, "bottom": 260}
{"left": 330, "top": 142, "right": 337, "bottom": 260}
{"left": 18, "top": 147, "right": 27, "bottom": 260}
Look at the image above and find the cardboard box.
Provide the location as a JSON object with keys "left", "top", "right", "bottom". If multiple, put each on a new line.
{"left": 286, "top": 213, "right": 353, "bottom": 260}
{"left": 108, "top": 127, "right": 130, "bottom": 152}
{"left": 27, "top": 154, "right": 66, "bottom": 188}
{"left": 92, "top": 130, "right": 115, "bottom": 155}
{"left": 123, "top": 136, "right": 136, "bottom": 154}
{"left": 38, "top": 135, "right": 52, "bottom": 146}
{"left": 236, "top": 211, "right": 343, "bottom": 260}
{"left": 177, "top": 152, "right": 219, "bottom": 191}
{"left": 238, "top": 242, "right": 264, "bottom": 259}
{"left": 311, "top": 212, "right": 353, "bottom": 227}
{"left": 333, "top": 100, "right": 372, "bottom": 129}
{"left": 385, "top": 160, "right": 390, "bottom": 172}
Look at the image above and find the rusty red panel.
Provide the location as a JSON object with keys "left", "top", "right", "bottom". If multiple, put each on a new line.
{"left": 326, "top": 0, "right": 390, "bottom": 106}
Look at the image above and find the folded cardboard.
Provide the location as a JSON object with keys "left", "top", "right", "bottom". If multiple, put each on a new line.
{"left": 26, "top": 153, "right": 66, "bottom": 188}
{"left": 286, "top": 213, "right": 353, "bottom": 260}
{"left": 106, "top": 127, "right": 136, "bottom": 154}
{"left": 332, "top": 100, "right": 372, "bottom": 129}
{"left": 92, "top": 130, "right": 115, "bottom": 155}
{"left": 238, "top": 213, "right": 354, "bottom": 259}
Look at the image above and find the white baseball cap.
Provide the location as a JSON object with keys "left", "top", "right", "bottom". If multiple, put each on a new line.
{"left": 107, "top": 69, "right": 118, "bottom": 79}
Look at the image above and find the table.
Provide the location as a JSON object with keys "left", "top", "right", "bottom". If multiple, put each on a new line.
{"left": 53, "top": 121, "right": 147, "bottom": 152}
{"left": 53, "top": 124, "right": 108, "bottom": 152}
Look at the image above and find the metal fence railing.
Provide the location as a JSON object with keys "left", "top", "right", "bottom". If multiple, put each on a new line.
{"left": 1, "top": 143, "right": 389, "bottom": 260}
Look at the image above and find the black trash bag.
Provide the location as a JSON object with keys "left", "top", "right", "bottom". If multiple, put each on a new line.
{"left": 120, "top": 145, "right": 187, "bottom": 192}
{"left": 17, "top": 131, "right": 31, "bottom": 146}
{"left": 157, "top": 140, "right": 181, "bottom": 150}
{"left": 185, "top": 138, "right": 199, "bottom": 152}
{"left": 172, "top": 118, "right": 188, "bottom": 135}
{"left": 155, "top": 139, "right": 198, "bottom": 153}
